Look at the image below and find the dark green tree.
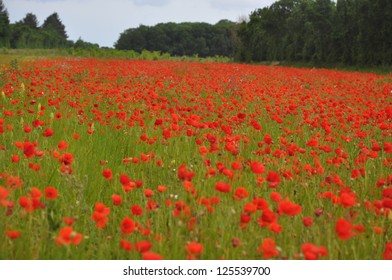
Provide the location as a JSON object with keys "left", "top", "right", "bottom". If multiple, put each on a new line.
{"left": 10, "top": 22, "right": 45, "bottom": 48}
{"left": 0, "top": 0, "right": 10, "bottom": 47}
{"left": 74, "top": 37, "right": 99, "bottom": 49}
{"left": 21, "top": 13, "right": 39, "bottom": 29}
{"left": 115, "top": 21, "right": 235, "bottom": 57}
{"left": 42, "top": 13, "right": 68, "bottom": 40}
{"left": 235, "top": 0, "right": 391, "bottom": 66}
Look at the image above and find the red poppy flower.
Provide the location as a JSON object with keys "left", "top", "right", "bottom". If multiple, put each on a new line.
{"left": 111, "top": 194, "right": 122, "bottom": 206}
{"left": 0, "top": 186, "right": 10, "bottom": 201}
{"left": 383, "top": 242, "right": 392, "bottom": 260}
{"left": 302, "top": 217, "right": 313, "bottom": 227}
{"left": 233, "top": 187, "right": 249, "bottom": 201}
{"left": 91, "top": 202, "right": 110, "bottom": 228}
{"left": 102, "top": 168, "right": 113, "bottom": 180}
{"left": 302, "top": 243, "right": 328, "bottom": 260}
{"left": 120, "top": 239, "right": 132, "bottom": 252}
{"left": 23, "top": 141, "right": 35, "bottom": 158}
{"left": 185, "top": 242, "right": 203, "bottom": 255}
{"left": 335, "top": 218, "right": 353, "bottom": 240}
{"left": 121, "top": 217, "right": 135, "bottom": 235}
{"left": 29, "top": 187, "right": 42, "bottom": 199}
{"left": 59, "top": 152, "right": 74, "bottom": 165}
{"left": 134, "top": 240, "right": 153, "bottom": 253}
{"left": 340, "top": 192, "right": 356, "bottom": 208}
{"left": 142, "top": 251, "right": 163, "bottom": 260}
{"left": 6, "top": 230, "right": 21, "bottom": 239}
{"left": 131, "top": 205, "right": 143, "bottom": 216}
{"left": 94, "top": 202, "right": 110, "bottom": 215}
{"left": 45, "top": 186, "right": 58, "bottom": 200}
{"left": 250, "top": 161, "right": 265, "bottom": 175}
{"left": 177, "top": 163, "right": 195, "bottom": 181}
{"left": 277, "top": 199, "right": 302, "bottom": 216}
{"left": 119, "top": 174, "right": 131, "bottom": 186}
{"left": 269, "top": 223, "right": 283, "bottom": 233}
{"left": 144, "top": 189, "right": 154, "bottom": 198}
{"left": 306, "top": 137, "right": 319, "bottom": 147}
{"left": 63, "top": 217, "right": 75, "bottom": 226}
{"left": 243, "top": 202, "right": 257, "bottom": 214}
{"left": 266, "top": 170, "right": 281, "bottom": 188}
{"left": 215, "top": 181, "right": 231, "bottom": 193}
{"left": 258, "top": 209, "right": 278, "bottom": 227}
{"left": 263, "top": 134, "right": 273, "bottom": 145}
{"left": 384, "top": 142, "right": 392, "bottom": 153}
{"left": 257, "top": 238, "right": 279, "bottom": 259}
{"left": 231, "top": 161, "right": 242, "bottom": 170}
{"left": 11, "top": 154, "right": 20, "bottom": 163}
{"left": 270, "top": 192, "right": 282, "bottom": 202}
{"left": 42, "top": 127, "right": 54, "bottom": 137}
{"left": 91, "top": 212, "right": 109, "bottom": 228}
{"left": 55, "top": 227, "right": 83, "bottom": 246}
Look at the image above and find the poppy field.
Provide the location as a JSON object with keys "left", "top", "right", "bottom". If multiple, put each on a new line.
{"left": 0, "top": 58, "right": 392, "bottom": 260}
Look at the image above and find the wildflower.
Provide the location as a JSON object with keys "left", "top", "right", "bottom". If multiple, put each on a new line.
{"left": 23, "top": 141, "right": 35, "bottom": 158}
{"left": 270, "top": 192, "right": 282, "bottom": 202}
{"left": 42, "top": 127, "right": 54, "bottom": 137}
{"left": 102, "top": 168, "right": 113, "bottom": 180}
{"left": 302, "top": 243, "right": 328, "bottom": 260}
{"left": 278, "top": 199, "right": 302, "bottom": 216}
{"left": 266, "top": 171, "right": 281, "bottom": 188}
{"left": 134, "top": 240, "right": 153, "bottom": 253}
{"left": 215, "top": 181, "right": 231, "bottom": 193}
{"left": 383, "top": 242, "right": 392, "bottom": 260}
{"left": 45, "top": 186, "right": 58, "bottom": 200}
{"left": 302, "top": 217, "right": 313, "bottom": 227}
{"left": 120, "top": 239, "right": 132, "bottom": 252}
{"left": 55, "top": 227, "right": 83, "bottom": 246}
{"left": 112, "top": 194, "right": 122, "bottom": 206}
{"left": 121, "top": 217, "right": 135, "bottom": 235}
{"left": 6, "top": 230, "right": 21, "bottom": 239}
{"left": 233, "top": 187, "right": 249, "bottom": 201}
{"left": 59, "top": 152, "right": 74, "bottom": 165}
{"left": 257, "top": 238, "right": 279, "bottom": 259}
{"left": 131, "top": 205, "right": 143, "bottom": 216}
{"left": 335, "top": 218, "right": 353, "bottom": 240}
{"left": 185, "top": 241, "right": 203, "bottom": 258}
{"left": 142, "top": 251, "right": 163, "bottom": 260}
{"left": 250, "top": 161, "right": 265, "bottom": 175}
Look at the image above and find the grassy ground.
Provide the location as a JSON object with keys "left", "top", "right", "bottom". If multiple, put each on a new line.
{"left": 0, "top": 56, "right": 391, "bottom": 260}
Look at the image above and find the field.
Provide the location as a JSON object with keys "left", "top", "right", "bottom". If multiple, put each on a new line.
{"left": 0, "top": 57, "right": 391, "bottom": 260}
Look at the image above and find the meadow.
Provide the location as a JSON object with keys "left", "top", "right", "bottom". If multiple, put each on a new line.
{"left": 0, "top": 57, "right": 391, "bottom": 260}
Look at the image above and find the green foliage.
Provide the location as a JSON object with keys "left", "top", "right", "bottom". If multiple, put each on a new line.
{"left": 115, "top": 21, "right": 236, "bottom": 58}
{"left": 42, "top": 13, "right": 68, "bottom": 40}
{"left": 0, "top": 0, "right": 10, "bottom": 48}
{"left": 236, "top": 0, "right": 392, "bottom": 66}
{"left": 21, "top": 13, "right": 39, "bottom": 29}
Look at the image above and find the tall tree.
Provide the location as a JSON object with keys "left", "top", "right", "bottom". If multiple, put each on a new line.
{"left": 0, "top": 0, "right": 10, "bottom": 47}
{"left": 42, "top": 12, "right": 67, "bottom": 40}
{"left": 21, "top": 13, "right": 39, "bottom": 29}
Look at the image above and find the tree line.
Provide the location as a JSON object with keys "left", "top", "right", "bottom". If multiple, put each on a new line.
{"left": 235, "top": 0, "right": 392, "bottom": 66}
{"left": 115, "top": 20, "right": 235, "bottom": 57}
{"left": 1, "top": 0, "right": 391, "bottom": 66}
{"left": 0, "top": 0, "right": 97, "bottom": 49}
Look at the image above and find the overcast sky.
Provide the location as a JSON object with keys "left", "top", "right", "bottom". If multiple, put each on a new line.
{"left": 4, "top": 0, "right": 275, "bottom": 47}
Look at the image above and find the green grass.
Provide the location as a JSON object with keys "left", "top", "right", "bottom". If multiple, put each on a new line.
{"left": 0, "top": 55, "right": 391, "bottom": 260}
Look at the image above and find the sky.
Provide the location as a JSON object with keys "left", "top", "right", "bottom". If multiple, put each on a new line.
{"left": 4, "top": 0, "right": 275, "bottom": 47}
